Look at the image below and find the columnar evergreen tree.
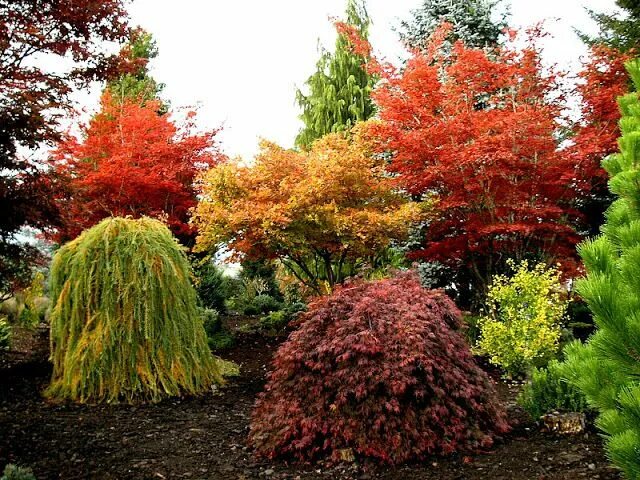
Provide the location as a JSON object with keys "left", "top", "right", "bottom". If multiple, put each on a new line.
{"left": 47, "top": 217, "right": 222, "bottom": 403}
{"left": 564, "top": 59, "right": 640, "bottom": 479}
{"left": 107, "top": 29, "right": 165, "bottom": 106}
{"left": 399, "top": 0, "right": 508, "bottom": 51}
{"left": 295, "top": 0, "right": 375, "bottom": 149}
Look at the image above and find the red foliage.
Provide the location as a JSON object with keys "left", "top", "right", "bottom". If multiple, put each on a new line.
{"left": 52, "top": 92, "right": 224, "bottom": 244}
{"left": 249, "top": 273, "right": 509, "bottom": 464}
{"left": 568, "top": 46, "right": 631, "bottom": 233}
{"left": 352, "top": 28, "right": 581, "bottom": 293}
{"left": 0, "top": 0, "right": 132, "bottom": 290}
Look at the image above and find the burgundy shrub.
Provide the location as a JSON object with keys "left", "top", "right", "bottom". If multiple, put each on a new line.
{"left": 249, "top": 272, "right": 509, "bottom": 464}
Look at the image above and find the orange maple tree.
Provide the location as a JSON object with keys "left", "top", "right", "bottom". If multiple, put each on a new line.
{"left": 53, "top": 92, "right": 223, "bottom": 244}
{"left": 193, "top": 125, "right": 426, "bottom": 293}
{"left": 341, "top": 24, "right": 581, "bottom": 300}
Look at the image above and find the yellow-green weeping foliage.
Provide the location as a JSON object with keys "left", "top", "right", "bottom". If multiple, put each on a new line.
{"left": 46, "top": 217, "right": 222, "bottom": 403}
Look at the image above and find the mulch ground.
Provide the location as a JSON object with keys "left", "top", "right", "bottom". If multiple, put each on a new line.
{"left": 0, "top": 324, "right": 621, "bottom": 480}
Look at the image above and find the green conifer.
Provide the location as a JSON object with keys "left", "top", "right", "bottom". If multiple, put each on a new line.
{"left": 399, "top": 0, "right": 508, "bottom": 51}
{"left": 565, "top": 58, "right": 640, "bottom": 479}
{"left": 580, "top": 1, "right": 640, "bottom": 52}
{"left": 46, "top": 217, "right": 221, "bottom": 403}
{"left": 295, "top": 0, "right": 375, "bottom": 149}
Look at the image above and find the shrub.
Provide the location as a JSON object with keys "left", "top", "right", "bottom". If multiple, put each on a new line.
{"left": 46, "top": 217, "right": 222, "bottom": 404}
{"left": 251, "top": 294, "right": 282, "bottom": 314}
{"left": 21, "top": 271, "right": 46, "bottom": 327}
{"left": 250, "top": 273, "right": 509, "bottom": 464}
{"left": 215, "top": 358, "right": 240, "bottom": 377}
{"left": 518, "top": 357, "right": 589, "bottom": 420}
{"left": 257, "top": 310, "right": 289, "bottom": 334}
{"left": 208, "top": 331, "right": 236, "bottom": 351}
{"left": 201, "top": 308, "right": 221, "bottom": 335}
{"left": 199, "top": 307, "right": 235, "bottom": 351}
{"left": 194, "top": 261, "right": 228, "bottom": 313}
{"left": 476, "top": 260, "right": 567, "bottom": 377}
{"left": 562, "top": 59, "right": 640, "bottom": 479}
{"left": 1, "top": 464, "right": 35, "bottom": 480}
{"left": 0, "top": 318, "right": 11, "bottom": 350}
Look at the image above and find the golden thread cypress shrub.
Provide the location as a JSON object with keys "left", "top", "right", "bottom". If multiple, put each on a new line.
{"left": 46, "top": 217, "right": 222, "bottom": 403}
{"left": 476, "top": 260, "right": 567, "bottom": 377}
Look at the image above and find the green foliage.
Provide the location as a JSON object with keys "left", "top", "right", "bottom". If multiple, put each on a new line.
{"left": 462, "top": 313, "right": 482, "bottom": 346}
{"left": 579, "top": 1, "right": 640, "bottom": 52}
{"left": 227, "top": 272, "right": 283, "bottom": 315}
{"left": 295, "top": 0, "right": 375, "bottom": 149}
{"left": 476, "top": 260, "right": 567, "bottom": 377}
{"left": 16, "top": 271, "right": 46, "bottom": 328}
{"left": 46, "top": 217, "right": 222, "bottom": 404}
{"left": 1, "top": 464, "right": 35, "bottom": 480}
{"left": 241, "top": 258, "right": 282, "bottom": 300}
{"left": 518, "top": 357, "right": 589, "bottom": 420}
{"left": 194, "top": 261, "right": 229, "bottom": 313}
{"left": 565, "top": 59, "right": 640, "bottom": 479}
{"left": 399, "top": 0, "right": 508, "bottom": 51}
{"left": 0, "top": 317, "right": 11, "bottom": 350}
{"left": 249, "top": 294, "right": 282, "bottom": 315}
{"left": 200, "top": 308, "right": 235, "bottom": 352}
{"left": 214, "top": 357, "right": 240, "bottom": 377}
{"left": 201, "top": 308, "right": 221, "bottom": 334}
{"left": 208, "top": 331, "right": 236, "bottom": 351}
{"left": 108, "top": 29, "right": 165, "bottom": 106}
{"left": 256, "top": 310, "right": 296, "bottom": 336}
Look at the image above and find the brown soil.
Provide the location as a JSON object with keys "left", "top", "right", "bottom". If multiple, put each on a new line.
{"left": 0, "top": 325, "right": 621, "bottom": 480}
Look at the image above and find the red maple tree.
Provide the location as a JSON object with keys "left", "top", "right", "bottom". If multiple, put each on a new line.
{"left": 1, "top": 0, "right": 134, "bottom": 294}
{"left": 568, "top": 45, "right": 631, "bottom": 235}
{"left": 53, "top": 92, "right": 224, "bottom": 245}
{"left": 342, "top": 24, "right": 581, "bottom": 299}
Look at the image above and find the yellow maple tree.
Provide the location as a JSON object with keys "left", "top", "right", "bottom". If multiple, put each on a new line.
{"left": 193, "top": 123, "right": 428, "bottom": 293}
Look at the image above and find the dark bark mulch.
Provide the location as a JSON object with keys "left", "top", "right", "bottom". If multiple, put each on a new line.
{"left": 0, "top": 327, "right": 621, "bottom": 480}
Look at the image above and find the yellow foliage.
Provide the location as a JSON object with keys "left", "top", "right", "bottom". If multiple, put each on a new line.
{"left": 476, "top": 260, "right": 567, "bottom": 377}
{"left": 193, "top": 123, "right": 429, "bottom": 290}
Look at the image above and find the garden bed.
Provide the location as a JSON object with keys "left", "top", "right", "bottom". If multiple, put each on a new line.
{"left": 0, "top": 327, "right": 620, "bottom": 480}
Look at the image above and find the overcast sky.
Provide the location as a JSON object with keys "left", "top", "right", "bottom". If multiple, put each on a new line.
{"left": 117, "top": 0, "right": 620, "bottom": 160}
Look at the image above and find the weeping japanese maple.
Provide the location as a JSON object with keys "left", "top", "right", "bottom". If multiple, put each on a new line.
{"left": 250, "top": 273, "right": 509, "bottom": 464}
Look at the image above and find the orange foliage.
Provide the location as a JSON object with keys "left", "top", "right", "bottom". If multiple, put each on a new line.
{"left": 193, "top": 124, "right": 427, "bottom": 292}
{"left": 52, "top": 92, "right": 224, "bottom": 244}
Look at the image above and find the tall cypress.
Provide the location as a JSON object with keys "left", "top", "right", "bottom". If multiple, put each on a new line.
{"left": 295, "top": 0, "right": 375, "bottom": 150}
{"left": 108, "top": 29, "right": 166, "bottom": 107}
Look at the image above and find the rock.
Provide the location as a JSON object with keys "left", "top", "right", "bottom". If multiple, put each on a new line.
{"left": 338, "top": 448, "right": 355, "bottom": 462}
{"left": 541, "top": 412, "right": 586, "bottom": 434}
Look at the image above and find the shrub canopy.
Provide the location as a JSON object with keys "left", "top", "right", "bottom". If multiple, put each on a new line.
{"left": 47, "top": 217, "right": 221, "bottom": 403}
{"left": 250, "top": 273, "right": 509, "bottom": 464}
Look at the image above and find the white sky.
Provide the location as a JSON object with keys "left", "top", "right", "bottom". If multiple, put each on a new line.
{"left": 115, "top": 0, "right": 620, "bottom": 160}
